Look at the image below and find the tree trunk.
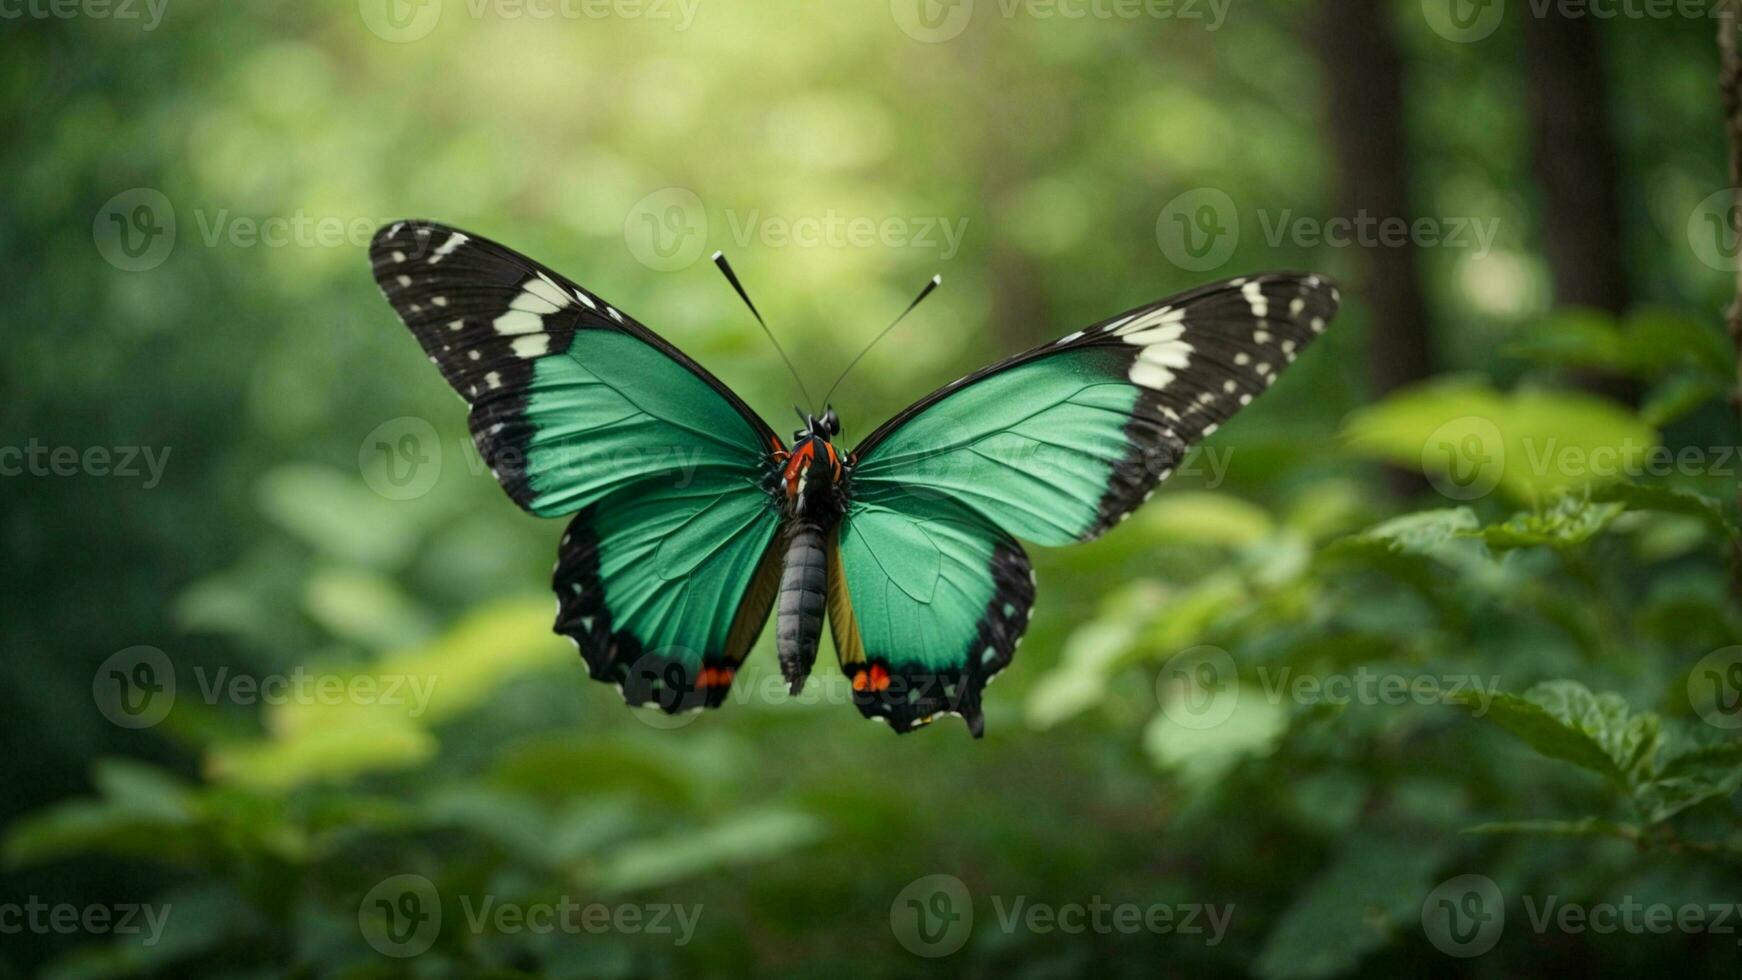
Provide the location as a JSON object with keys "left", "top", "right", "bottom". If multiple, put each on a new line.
{"left": 1521, "top": 8, "right": 1638, "bottom": 403}
{"left": 1316, "top": 0, "right": 1434, "bottom": 497}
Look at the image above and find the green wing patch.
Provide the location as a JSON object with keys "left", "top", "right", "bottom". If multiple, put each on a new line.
{"left": 556, "top": 479, "right": 782, "bottom": 713}
{"left": 830, "top": 494, "right": 1035, "bottom": 736}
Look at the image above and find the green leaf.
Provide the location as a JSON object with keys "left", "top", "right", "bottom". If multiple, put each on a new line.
{"left": 1328, "top": 508, "right": 1479, "bottom": 559}
{"left": 1133, "top": 491, "right": 1274, "bottom": 548}
{"left": 1450, "top": 681, "right": 1659, "bottom": 789}
{"left": 1462, "top": 817, "right": 1638, "bottom": 841}
{"left": 255, "top": 464, "right": 424, "bottom": 567}
{"left": 1252, "top": 835, "right": 1450, "bottom": 980}
{"left": 590, "top": 809, "right": 825, "bottom": 893}
{"left": 302, "top": 566, "right": 434, "bottom": 649}
{"left": 1506, "top": 307, "right": 1731, "bottom": 382}
{"left": 1635, "top": 739, "right": 1742, "bottom": 823}
{"left": 1470, "top": 497, "right": 1624, "bottom": 552}
{"left": 1341, "top": 379, "right": 1657, "bottom": 502}
{"left": 1640, "top": 373, "right": 1725, "bottom": 428}
{"left": 1142, "top": 682, "right": 1288, "bottom": 789}
{"left": 1591, "top": 482, "right": 1737, "bottom": 539}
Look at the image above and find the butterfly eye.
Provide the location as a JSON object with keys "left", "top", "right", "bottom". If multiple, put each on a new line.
{"left": 822, "top": 408, "right": 840, "bottom": 436}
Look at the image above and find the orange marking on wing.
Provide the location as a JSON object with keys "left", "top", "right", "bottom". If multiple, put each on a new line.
{"left": 696, "top": 666, "right": 735, "bottom": 690}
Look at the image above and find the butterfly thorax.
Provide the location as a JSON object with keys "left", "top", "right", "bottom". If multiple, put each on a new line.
{"left": 778, "top": 411, "right": 848, "bottom": 523}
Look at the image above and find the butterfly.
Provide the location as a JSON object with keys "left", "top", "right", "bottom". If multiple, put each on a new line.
{"left": 369, "top": 219, "right": 1338, "bottom": 736}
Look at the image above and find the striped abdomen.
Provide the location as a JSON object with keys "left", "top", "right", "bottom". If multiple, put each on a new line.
{"left": 776, "top": 520, "right": 828, "bottom": 694}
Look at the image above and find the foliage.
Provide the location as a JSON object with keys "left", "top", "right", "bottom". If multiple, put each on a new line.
{"left": 5, "top": 4, "right": 1742, "bottom": 979}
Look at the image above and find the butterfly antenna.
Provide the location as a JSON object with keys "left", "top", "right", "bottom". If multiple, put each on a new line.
{"left": 820, "top": 274, "right": 941, "bottom": 409}
{"left": 712, "top": 252, "right": 814, "bottom": 411}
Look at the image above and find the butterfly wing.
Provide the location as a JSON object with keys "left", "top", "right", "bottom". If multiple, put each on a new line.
{"left": 832, "top": 273, "right": 1339, "bottom": 734}
{"left": 370, "top": 220, "right": 784, "bottom": 713}
{"left": 825, "top": 495, "right": 1034, "bottom": 737}
{"left": 850, "top": 273, "right": 1339, "bottom": 543}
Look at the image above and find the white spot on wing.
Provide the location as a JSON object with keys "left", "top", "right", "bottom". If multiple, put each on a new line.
{"left": 430, "top": 232, "right": 468, "bottom": 263}
{"left": 511, "top": 334, "right": 550, "bottom": 358}
{"left": 1242, "top": 280, "right": 1268, "bottom": 317}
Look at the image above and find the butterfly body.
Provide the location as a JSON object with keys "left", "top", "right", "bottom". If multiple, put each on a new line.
{"left": 774, "top": 411, "right": 848, "bottom": 693}
{"left": 369, "top": 219, "right": 1339, "bottom": 737}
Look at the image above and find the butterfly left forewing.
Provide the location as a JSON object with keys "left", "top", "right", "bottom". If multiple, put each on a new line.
{"left": 370, "top": 220, "right": 785, "bottom": 714}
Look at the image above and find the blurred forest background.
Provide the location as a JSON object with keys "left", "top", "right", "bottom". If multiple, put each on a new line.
{"left": 6, "top": 0, "right": 1742, "bottom": 976}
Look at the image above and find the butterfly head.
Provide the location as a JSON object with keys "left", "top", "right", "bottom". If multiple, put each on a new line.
{"left": 792, "top": 407, "right": 840, "bottom": 444}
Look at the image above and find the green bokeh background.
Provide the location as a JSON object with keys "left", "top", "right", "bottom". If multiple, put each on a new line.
{"left": 5, "top": 1, "right": 1742, "bottom": 977}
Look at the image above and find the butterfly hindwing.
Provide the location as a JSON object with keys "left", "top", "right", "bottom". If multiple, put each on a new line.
{"left": 556, "top": 480, "right": 783, "bottom": 713}
{"left": 849, "top": 273, "right": 1340, "bottom": 543}
{"left": 826, "top": 495, "right": 1035, "bottom": 737}
{"left": 371, "top": 220, "right": 784, "bottom": 712}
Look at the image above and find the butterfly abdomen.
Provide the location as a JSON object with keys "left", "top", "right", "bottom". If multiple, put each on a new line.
{"left": 776, "top": 520, "right": 828, "bottom": 694}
